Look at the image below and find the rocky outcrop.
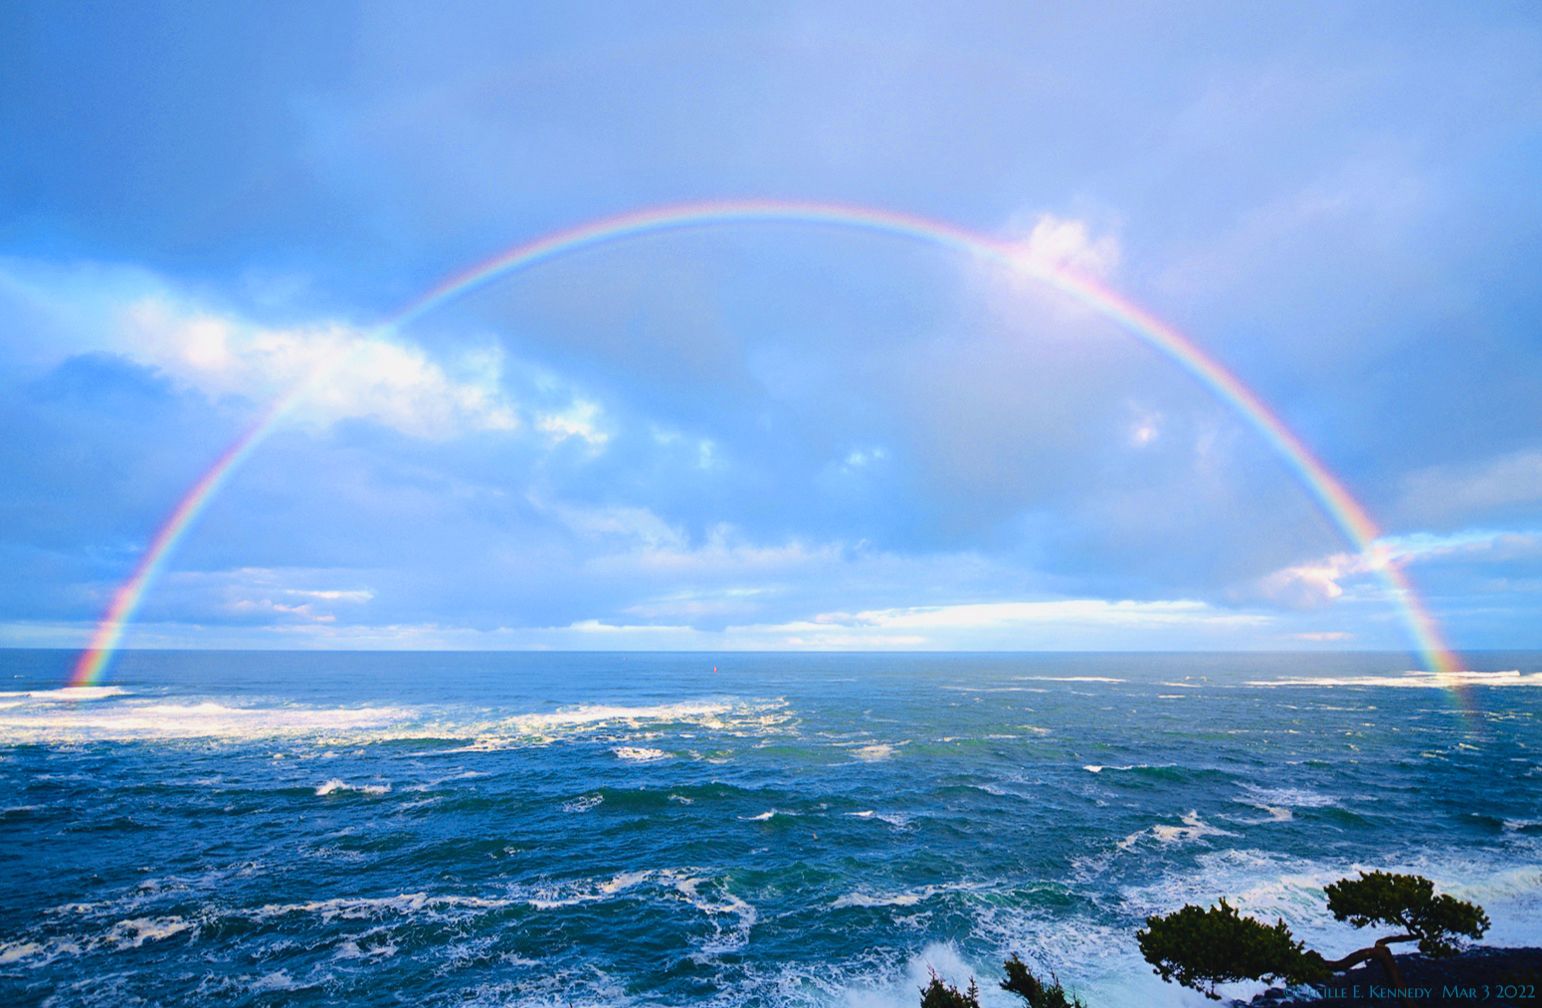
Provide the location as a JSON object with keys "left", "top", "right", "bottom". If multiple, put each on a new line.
{"left": 1240, "top": 947, "right": 1542, "bottom": 1008}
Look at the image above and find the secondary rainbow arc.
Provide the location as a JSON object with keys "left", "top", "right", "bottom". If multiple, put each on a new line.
{"left": 69, "top": 199, "right": 1468, "bottom": 712}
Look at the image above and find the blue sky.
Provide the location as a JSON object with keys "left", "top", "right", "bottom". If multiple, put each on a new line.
{"left": 2, "top": 1, "right": 1539, "bottom": 652}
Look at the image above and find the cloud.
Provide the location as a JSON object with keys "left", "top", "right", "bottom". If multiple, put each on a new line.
{"left": 1259, "top": 528, "right": 1542, "bottom": 607}
{"left": 1006, "top": 212, "right": 1122, "bottom": 278}
{"left": 116, "top": 593, "right": 1266, "bottom": 651}
{"left": 524, "top": 594, "right": 1269, "bottom": 650}
{"left": 122, "top": 297, "right": 519, "bottom": 438}
{"left": 535, "top": 397, "right": 609, "bottom": 446}
{"left": 817, "top": 598, "right": 1261, "bottom": 631}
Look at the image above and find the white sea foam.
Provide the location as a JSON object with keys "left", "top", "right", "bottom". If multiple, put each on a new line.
{"left": 105, "top": 916, "right": 196, "bottom": 949}
{"left": 2, "top": 917, "right": 193, "bottom": 965}
{"left": 833, "top": 883, "right": 976, "bottom": 909}
{"left": 519, "top": 868, "right": 755, "bottom": 955}
{"left": 1015, "top": 675, "right": 1127, "bottom": 683}
{"left": 852, "top": 743, "right": 897, "bottom": 762}
{"left": 243, "top": 970, "right": 311, "bottom": 994}
{"left": 0, "top": 686, "right": 130, "bottom": 702}
{"left": 0, "top": 937, "right": 86, "bottom": 969}
{"left": 834, "top": 891, "right": 925, "bottom": 908}
{"left": 598, "top": 870, "right": 652, "bottom": 894}
{"left": 672, "top": 872, "right": 752, "bottom": 918}
{"left": 843, "top": 809, "right": 913, "bottom": 827}
{"left": 527, "top": 870, "right": 655, "bottom": 909}
{"left": 0, "top": 698, "right": 415, "bottom": 744}
{"left": 561, "top": 793, "right": 603, "bottom": 813}
{"left": 613, "top": 746, "right": 669, "bottom": 762}
{"left": 251, "top": 892, "right": 514, "bottom": 923}
{"left": 741, "top": 809, "right": 796, "bottom": 821}
{"left": 1237, "top": 784, "right": 1338, "bottom": 817}
{"left": 1247, "top": 669, "right": 1541, "bottom": 688}
{"left": 315, "top": 779, "right": 390, "bottom": 797}
{"left": 0, "top": 941, "right": 45, "bottom": 965}
{"left": 440, "top": 697, "right": 792, "bottom": 752}
{"left": 401, "top": 769, "right": 487, "bottom": 792}
{"left": 0, "top": 691, "right": 792, "bottom": 749}
{"left": 938, "top": 685, "right": 1049, "bottom": 693}
{"left": 1120, "top": 810, "right": 1237, "bottom": 849}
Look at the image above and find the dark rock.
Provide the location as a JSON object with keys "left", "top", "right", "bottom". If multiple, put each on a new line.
{"left": 1235, "top": 947, "right": 1542, "bottom": 1008}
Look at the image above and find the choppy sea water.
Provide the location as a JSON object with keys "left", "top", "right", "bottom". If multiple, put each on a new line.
{"left": 1, "top": 650, "right": 1538, "bottom": 1008}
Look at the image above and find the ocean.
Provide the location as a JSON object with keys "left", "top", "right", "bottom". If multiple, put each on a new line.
{"left": 1, "top": 650, "right": 1538, "bottom": 1007}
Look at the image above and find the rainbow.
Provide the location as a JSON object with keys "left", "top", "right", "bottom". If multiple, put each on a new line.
{"left": 70, "top": 199, "right": 1469, "bottom": 709}
{"left": 68, "top": 388, "right": 313, "bottom": 688}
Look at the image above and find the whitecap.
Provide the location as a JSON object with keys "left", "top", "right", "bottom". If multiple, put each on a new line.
{"left": 561, "top": 793, "right": 603, "bottom": 813}
{"left": 740, "top": 809, "right": 795, "bottom": 821}
{"left": 1121, "top": 810, "right": 1237, "bottom": 849}
{"left": 105, "top": 916, "right": 195, "bottom": 949}
{"left": 0, "top": 686, "right": 130, "bottom": 702}
{"left": 1238, "top": 785, "right": 1338, "bottom": 811}
{"left": 251, "top": 892, "right": 513, "bottom": 923}
{"left": 0, "top": 941, "right": 45, "bottom": 965}
{"left": 0, "top": 698, "right": 414, "bottom": 744}
{"left": 315, "top": 779, "right": 390, "bottom": 797}
{"left": 832, "top": 883, "right": 974, "bottom": 909}
{"left": 1016, "top": 675, "right": 1127, "bottom": 683}
{"left": 612, "top": 746, "right": 669, "bottom": 762}
{"left": 1246, "top": 669, "right": 1541, "bottom": 688}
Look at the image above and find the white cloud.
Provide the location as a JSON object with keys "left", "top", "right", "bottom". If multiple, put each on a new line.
{"left": 283, "top": 588, "right": 376, "bottom": 604}
{"left": 228, "top": 598, "right": 339, "bottom": 623}
{"left": 842, "top": 446, "right": 887, "bottom": 469}
{"left": 534, "top": 498, "right": 687, "bottom": 550}
{"left": 1259, "top": 528, "right": 1542, "bottom": 607}
{"left": 535, "top": 398, "right": 608, "bottom": 446}
{"left": 122, "top": 298, "right": 519, "bottom": 438}
{"left": 1005, "top": 212, "right": 1122, "bottom": 278}
{"left": 813, "top": 598, "right": 1264, "bottom": 631}
{"left": 1127, "top": 405, "right": 1163, "bottom": 447}
{"left": 585, "top": 523, "right": 844, "bottom": 578}
{"left": 525, "top": 596, "right": 1267, "bottom": 651}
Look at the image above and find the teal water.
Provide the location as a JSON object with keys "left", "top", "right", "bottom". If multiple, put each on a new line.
{"left": 1, "top": 651, "right": 1538, "bottom": 1007}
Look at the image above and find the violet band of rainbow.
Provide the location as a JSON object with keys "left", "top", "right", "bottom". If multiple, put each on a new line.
{"left": 69, "top": 199, "right": 1469, "bottom": 714}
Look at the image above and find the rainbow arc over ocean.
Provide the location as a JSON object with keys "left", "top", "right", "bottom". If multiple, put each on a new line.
{"left": 68, "top": 199, "right": 1470, "bottom": 711}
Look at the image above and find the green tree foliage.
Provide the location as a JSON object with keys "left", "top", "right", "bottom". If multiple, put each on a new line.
{"left": 1136, "top": 898, "right": 1328, "bottom": 999}
{"left": 1136, "top": 873, "right": 1492, "bottom": 1002}
{"left": 917, "top": 957, "right": 1091, "bottom": 1008}
{"left": 1324, "top": 871, "right": 1490, "bottom": 956}
{"left": 1001, "top": 953, "right": 1087, "bottom": 1008}
{"left": 920, "top": 969, "right": 981, "bottom": 1008}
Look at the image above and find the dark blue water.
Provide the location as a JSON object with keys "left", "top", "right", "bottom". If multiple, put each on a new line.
{"left": 1, "top": 651, "right": 1538, "bottom": 1007}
